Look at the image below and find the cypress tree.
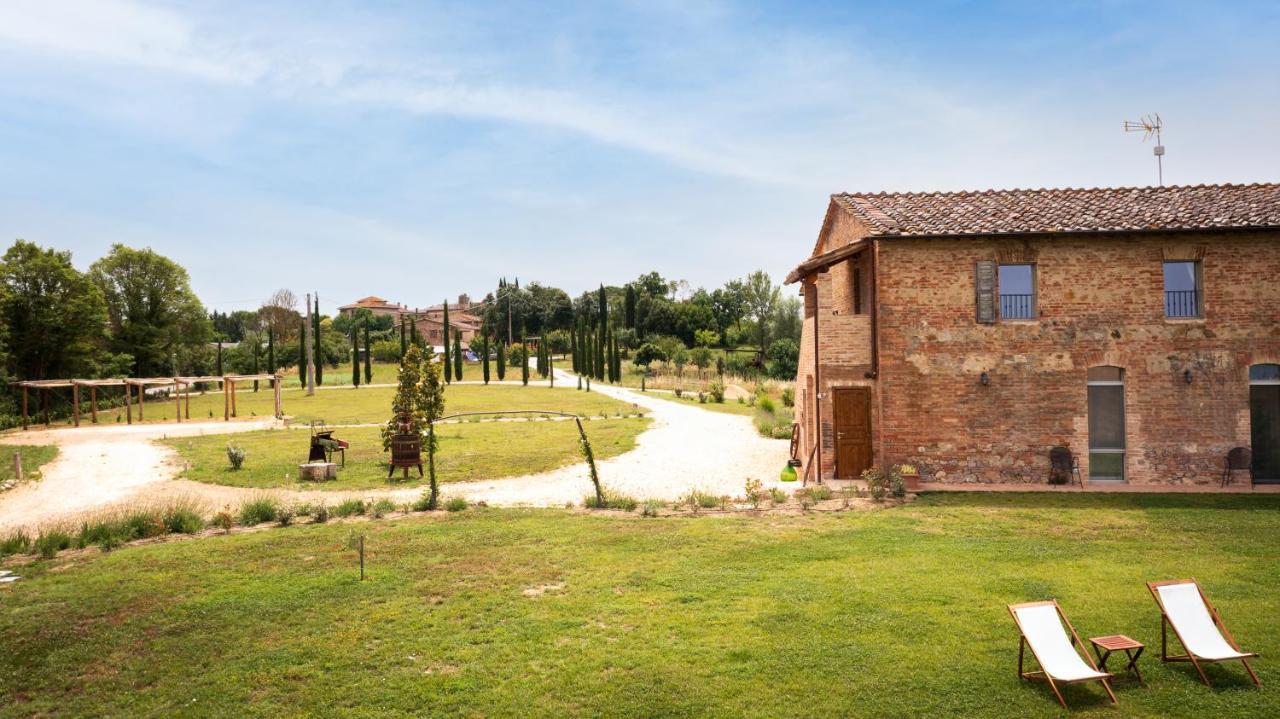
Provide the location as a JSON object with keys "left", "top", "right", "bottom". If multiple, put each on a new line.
{"left": 298, "top": 318, "right": 306, "bottom": 385}
{"left": 520, "top": 328, "right": 529, "bottom": 386}
{"left": 453, "top": 328, "right": 463, "bottom": 381}
{"left": 351, "top": 328, "right": 360, "bottom": 387}
{"left": 216, "top": 339, "right": 223, "bottom": 376}
{"left": 313, "top": 297, "right": 323, "bottom": 385}
{"left": 624, "top": 284, "right": 636, "bottom": 329}
{"left": 612, "top": 334, "right": 621, "bottom": 382}
{"left": 363, "top": 322, "right": 372, "bottom": 384}
{"left": 535, "top": 336, "right": 543, "bottom": 377}
{"left": 441, "top": 301, "right": 451, "bottom": 383}
{"left": 497, "top": 339, "right": 507, "bottom": 380}
{"left": 596, "top": 324, "right": 606, "bottom": 381}
{"left": 442, "top": 323, "right": 453, "bottom": 381}
{"left": 267, "top": 326, "right": 275, "bottom": 375}
{"left": 482, "top": 334, "right": 491, "bottom": 384}
{"left": 573, "top": 322, "right": 583, "bottom": 371}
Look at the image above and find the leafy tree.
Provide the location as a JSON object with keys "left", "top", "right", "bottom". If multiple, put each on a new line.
{"left": 766, "top": 338, "right": 800, "bottom": 379}
{"left": 694, "top": 329, "right": 720, "bottom": 348}
{"left": 633, "top": 271, "right": 673, "bottom": 299}
{"left": 382, "top": 345, "right": 446, "bottom": 508}
{"left": 691, "top": 346, "right": 713, "bottom": 376}
{"left": 742, "top": 270, "right": 780, "bottom": 357}
{"left": 0, "top": 240, "right": 109, "bottom": 380}
{"left": 632, "top": 342, "right": 666, "bottom": 368}
{"left": 363, "top": 323, "right": 372, "bottom": 384}
{"left": 711, "top": 281, "right": 746, "bottom": 343}
{"left": 452, "top": 328, "right": 463, "bottom": 381}
{"left": 258, "top": 289, "right": 300, "bottom": 342}
{"left": 570, "top": 326, "right": 579, "bottom": 373}
{"left": 89, "top": 244, "right": 210, "bottom": 377}
{"left": 670, "top": 346, "right": 689, "bottom": 377}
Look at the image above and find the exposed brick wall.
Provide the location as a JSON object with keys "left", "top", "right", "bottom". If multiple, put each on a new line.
{"left": 872, "top": 230, "right": 1280, "bottom": 484}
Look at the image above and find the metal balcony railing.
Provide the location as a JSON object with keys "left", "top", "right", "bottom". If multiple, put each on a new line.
{"left": 1165, "top": 289, "right": 1200, "bottom": 318}
{"left": 999, "top": 294, "right": 1035, "bottom": 320}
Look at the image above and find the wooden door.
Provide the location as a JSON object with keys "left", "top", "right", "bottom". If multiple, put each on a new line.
{"left": 833, "top": 387, "right": 872, "bottom": 479}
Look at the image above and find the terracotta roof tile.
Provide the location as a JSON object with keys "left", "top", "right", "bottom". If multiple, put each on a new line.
{"left": 830, "top": 183, "right": 1280, "bottom": 237}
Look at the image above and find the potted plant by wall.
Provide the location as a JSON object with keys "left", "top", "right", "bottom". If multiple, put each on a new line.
{"left": 898, "top": 464, "right": 921, "bottom": 491}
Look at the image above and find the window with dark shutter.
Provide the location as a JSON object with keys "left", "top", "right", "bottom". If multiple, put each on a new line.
{"left": 975, "top": 260, "right": 996, "bottom": 324}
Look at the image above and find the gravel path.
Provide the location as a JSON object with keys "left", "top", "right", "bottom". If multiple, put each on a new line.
{"left": 0, "top": 369, "right": 789, "bottom": 531}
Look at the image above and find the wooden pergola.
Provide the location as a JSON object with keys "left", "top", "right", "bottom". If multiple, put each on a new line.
{"left": 17, "top": 373, "right": 283, "bottom": 430}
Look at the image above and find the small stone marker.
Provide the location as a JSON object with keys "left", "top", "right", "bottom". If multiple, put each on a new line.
{"left": 0, "top": 570, "right": 18, "bottom": 584}
{"left": 298, "top": 462, "right": 338, "bottom": 481}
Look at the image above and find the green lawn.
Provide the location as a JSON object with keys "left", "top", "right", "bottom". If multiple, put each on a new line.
{"left": 0, "top": 445, "right": 57, "bottom": 483}
{"left": 2, "top": 493, "right": 1277, "bottom": 717}
{"left": 112, "top": 384, "right": 641, "bottom": 426}
{"left": 167, "top": 417, "right": 652, "bottom": 490}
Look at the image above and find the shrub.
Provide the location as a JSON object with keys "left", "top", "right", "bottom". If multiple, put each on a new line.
{"left": 781, "top": 387, "right": 795, "bottom": 407}
{"left": 768, "top": 487, "right": 787, "bottom": 506}
{"left": 682, "top": 490, "right": 719, "bottom": 510}
{"left": 35, "top": 528, "right": 73, "bottom": 559}
{"left": 810, "top": 485, "right": 834, "bottom": 501}
{"left": 708, "top": 381, "right": 725, "bottom": 403}
{"left": 312, "top": 504, "right": 330, "bottom": 523}
{"left": 744, "top": 478, "right": 763, "bottom": 509}
{"left": 238, "top": 497, "right": 279, "bottom": 526}
{"left": 698, "top": 391, "right": 707, "bottom": 403}
{"left": 641, "top": 499, "right": 663, "bottom": 517}
{"left": 758, "top": 396, "right": 776, "bottom": 414}
{"left": 862, "top": 466, "right": 905, "bottom": 501}
{"left": 585, "top": 492, "right": 638, "bottom": 511}
{"left": 212, "top": 510, "right": 234, "bottom": 533}
{"left": 0, "top": 530, "right": 32, "bottom": 557}
{"left": 411, "top": 491, "right": 434, "bottom": 512}
{"left": 276, "top": 506, "right": 296, "bottom": 527}
{"left": 371, "top": 498, "right": 396, "bottom": 518}
{"left": 162, "top": 504, "right": 205, "bottom": 534}
{"left": 334, "top": 499, "right": 366, "bottom": 518}
{"left": 674, "top": 388, "right": 683, "bottom": 398}
{"left": 445, "top": 497, "right": 468, "bottom": 512}
{"left": 226, "top": 442, "right": 246, "bottom": 470}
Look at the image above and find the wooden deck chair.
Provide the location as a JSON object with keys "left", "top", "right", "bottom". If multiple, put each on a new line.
{"left": 1009, "top": 601, "right": 1117, "bottom": 707}
{"left": 1147, "top": 579, "right": 1260, "bottom": 687}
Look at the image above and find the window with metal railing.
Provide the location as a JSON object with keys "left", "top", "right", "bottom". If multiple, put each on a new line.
{"left": 1163, "top": 261, "right": 1203, "bottom": 318}
{"left": 998, "top": 264, "right": 1036, "bottom": 320}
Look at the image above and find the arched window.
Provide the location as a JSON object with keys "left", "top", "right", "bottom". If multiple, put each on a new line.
{"left": 1087, "top": 366, "right": 1125, "bottom": 481}
{"left": 1251, "top": 364, "right": 1280, "bottom": 482}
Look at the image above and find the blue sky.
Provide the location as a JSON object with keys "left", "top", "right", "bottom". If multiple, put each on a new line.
{"left": 1, "top": 1, "right": 1277, "bottom": 314}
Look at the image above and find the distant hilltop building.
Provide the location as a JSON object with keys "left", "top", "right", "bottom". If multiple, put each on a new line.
{"left": 339, "top": 293, "right": 488, "bottom": 347}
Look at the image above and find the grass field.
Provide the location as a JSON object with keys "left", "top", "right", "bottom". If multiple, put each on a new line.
{"left": 2, "top": 493, "right": 1277, "bottom": 717}
{"left": 0, "top": 445, "right": 58, "bottom": 484}
{"left": 167, "top": 417, "right": 652, "bottom": 490}
{"left": 98, "top": 384, "right": 640, "bottom": 426}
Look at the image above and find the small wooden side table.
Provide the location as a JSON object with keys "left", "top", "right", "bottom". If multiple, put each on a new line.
{"left": 1090, "top": 634, "right": 1145, "bottom": 686}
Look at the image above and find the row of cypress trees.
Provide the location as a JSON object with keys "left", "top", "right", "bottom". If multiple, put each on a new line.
{"left": 570, "top": 284, "right": 621, "bottom": 383}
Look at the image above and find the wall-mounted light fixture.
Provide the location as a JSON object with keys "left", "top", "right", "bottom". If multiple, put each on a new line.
{"left": 1183, "top": 369, "right": 1193, "bottom": 384}
{"left": 980, "top": 371, "right": 991, "bottom": 386}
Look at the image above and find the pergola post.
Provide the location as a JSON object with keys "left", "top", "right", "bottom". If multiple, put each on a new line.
{"left": 230, "top": 379, "right": 238, "bottom": 418}
{"left": 137, "top": 382, "right": 144, "bottom": 421}
{"left": 126, "top": 383, "right": 133, "bottom": 424}
{"left": 90, "top": 386, "right": 98, "bottom": 424}
{"left": 21, "top": 384, "right": 28, "bottom": 431}
{"left": 72, "top": 384, "right": 80, "bottom": 427}
{"left": 42, "top": 389, "right": 50, "bottom": 427}
{"left": 185, "top": 383, "right": 191, "bottom": 420}
{"left": 174, "top": 380, "right": 181, "bottom": 423}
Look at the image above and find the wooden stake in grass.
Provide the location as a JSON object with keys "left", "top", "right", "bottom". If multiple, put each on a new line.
{"left": 576, "top": 417, "right": 604, "bottom": 507}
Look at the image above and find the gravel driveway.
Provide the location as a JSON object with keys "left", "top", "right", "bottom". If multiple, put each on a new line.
{"left": 0, "top": 369, "right": 790, "bottom": 531}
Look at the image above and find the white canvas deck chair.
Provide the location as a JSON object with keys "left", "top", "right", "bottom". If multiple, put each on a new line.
{"left": 1148, "top": 579, "right": 1260, "bottom": 687}
{"left": 1008, "top": 601, "right": 1117, "bottom": 708}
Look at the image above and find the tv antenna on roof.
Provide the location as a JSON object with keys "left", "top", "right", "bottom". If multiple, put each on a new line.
{"left": 1124, "top": 113, "right": 1164, "bottom": 186}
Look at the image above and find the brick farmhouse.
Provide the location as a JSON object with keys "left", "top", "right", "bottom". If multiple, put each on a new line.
{"left": 786, "top": 183, "right": 1280, "bottom": 485}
